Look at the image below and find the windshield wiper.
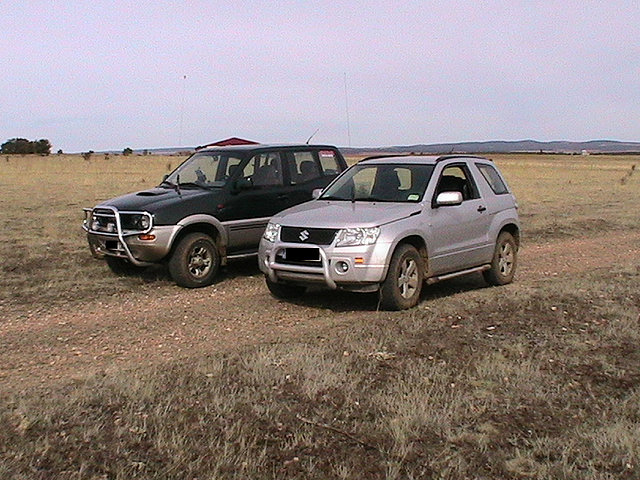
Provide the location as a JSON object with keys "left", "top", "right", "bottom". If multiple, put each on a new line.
{"left": 319, "top": 195, "right": 348, "bottom": 201}
{"left": 176, "top": 181, "right": 211, "bottom": 189}
{"left": 355, "top": 197, "right": 394, "bottom": 202}
{"left": 159, "top": 175, "right": 181, "bottom": 195}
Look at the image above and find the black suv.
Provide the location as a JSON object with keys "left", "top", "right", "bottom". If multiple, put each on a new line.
{"left": 83, "top": 144, "right": 347, "bottom": 287}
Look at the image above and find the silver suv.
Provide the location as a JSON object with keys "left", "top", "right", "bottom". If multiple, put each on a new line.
{"left": 258, "top": 155, "right": 520, "bottom": 310}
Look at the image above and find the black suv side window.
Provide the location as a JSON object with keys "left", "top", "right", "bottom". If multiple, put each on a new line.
{"left": 435, "top": 164, "right": 480, "bottom": 201}
{"left": 318, "top": 150, "right": 341, "bottom": 176}
{"left": 244, "top": 152, "right": 284, "bottom": 187}
{"left": 289, "top": 151, "right": 322, "bottom": 184}
{"left": 476, "top": 163, "right": 509, "bottom": 194}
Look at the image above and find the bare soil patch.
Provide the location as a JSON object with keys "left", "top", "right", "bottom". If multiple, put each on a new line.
{"left": 1, "top": 230, "right": 638, "bottom": 397}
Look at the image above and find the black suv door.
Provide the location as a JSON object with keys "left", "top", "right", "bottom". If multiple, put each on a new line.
{"left": 219, "top": 150, "right": 291, "bottom": 254}
{"left": 282, "top": 147, "right": 344, "bottom": 207}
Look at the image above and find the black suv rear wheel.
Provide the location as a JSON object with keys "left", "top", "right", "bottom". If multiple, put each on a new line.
{"left": 168, "top": 233, "right": 220, "bottom": 288}
{"left": 379, "top": 244, "right": 424, "bottom": 310}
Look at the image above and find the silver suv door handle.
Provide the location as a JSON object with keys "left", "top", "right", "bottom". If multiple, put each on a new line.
{"left": 477, "top": 205, "right": 487, "bottom": 212}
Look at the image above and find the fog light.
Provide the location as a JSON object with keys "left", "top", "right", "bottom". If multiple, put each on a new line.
{"left": 335, "top": 261, "right": 349, "bottom": 274}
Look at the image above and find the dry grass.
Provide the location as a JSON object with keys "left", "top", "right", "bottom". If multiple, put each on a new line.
{"left": 491, "top": 153, "right": 640, "bottom": 240}
{"left": 1, "top": 152, "right": 637, "bottom": 309}
{"left": 0, "top": 152, "right": 639, "bottom": 479}
{"left": 1, "top": 269, "right": 639, "bottom": 479}
{"left": 0, "top": 153, "right": 187, "bottom": 307}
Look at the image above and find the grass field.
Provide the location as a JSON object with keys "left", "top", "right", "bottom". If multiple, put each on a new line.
{"left": 0, "top": 152, "right": 639, "bottom": 479}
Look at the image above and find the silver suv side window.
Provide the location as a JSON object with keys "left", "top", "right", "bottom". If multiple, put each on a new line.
{"left": 476, "top": 163, "right": 509, "bottom": 194}
{"left": 435, "top": 164, "right": 480, "bottom": 201}
{"left": 244, "top": 152, "right": 284, "bottom": 187}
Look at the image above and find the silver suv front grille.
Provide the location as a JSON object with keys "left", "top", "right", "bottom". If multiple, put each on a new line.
{"left": 280, "top": 227, "right": 337, "bottom": 245}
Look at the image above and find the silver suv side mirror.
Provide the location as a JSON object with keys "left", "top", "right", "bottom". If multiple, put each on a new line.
{"left": 312, "top": 188, "right": 323, "bottom": 199}
{"left": 435, "top": 191, "right": 463, "bottom": 207}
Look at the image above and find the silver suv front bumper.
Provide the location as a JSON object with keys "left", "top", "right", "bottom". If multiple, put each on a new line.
{"left": 259, "top": 239, "right": 392, "bottom": 292}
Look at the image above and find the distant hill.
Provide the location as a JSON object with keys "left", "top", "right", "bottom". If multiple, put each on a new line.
{"left": 102, "top": 139, "right": 640, "bottom": 156}
{"left": 341, "top": 140, "right": 640, "bottom": 155}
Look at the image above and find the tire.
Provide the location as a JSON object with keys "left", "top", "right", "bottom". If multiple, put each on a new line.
{"left": 168, "top": 233, "right": 220, "bottom": 288}
{"left": 483, "top": 231, "right": 518, "bottom": 286}
{"left": 105, "top": 256, "right": 145, "bottom": 276}
{"left": 379, "top": 244, "right": 424, "bottom": 311}
{"left": 265, "top": 276, "right": 306, "bottom": 299}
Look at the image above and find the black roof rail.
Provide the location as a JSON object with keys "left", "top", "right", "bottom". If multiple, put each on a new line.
{"left": 357, "top": 153, "right": 494, "bottom": 164}
{"left": 358, "top": 153, "right": 414, "bottom": 163}
{"left": 435, "top": 154, "right": 492, "bottom": 162}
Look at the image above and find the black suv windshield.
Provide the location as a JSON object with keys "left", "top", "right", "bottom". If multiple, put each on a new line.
{"left": 320, "top": 164, "right": 435, "bottom": 202}
{"left": 163, "top": 152, "right": 244, "bottom": 188}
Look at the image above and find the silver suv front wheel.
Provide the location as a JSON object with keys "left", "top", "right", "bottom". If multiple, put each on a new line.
{"left": 379, "top": 244, "right": 424, "bottom": 310}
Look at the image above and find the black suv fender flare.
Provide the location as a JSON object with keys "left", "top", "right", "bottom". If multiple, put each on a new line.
{"left": 172, "top": 213, "right": 228, "bottom": 255}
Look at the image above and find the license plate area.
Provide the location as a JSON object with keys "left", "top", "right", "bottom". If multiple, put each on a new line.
{"left": 276, "top": 247, "right": 321, "bottom": 266}
{"left": 106, "top": 240, "right": 120, "bottom": 250}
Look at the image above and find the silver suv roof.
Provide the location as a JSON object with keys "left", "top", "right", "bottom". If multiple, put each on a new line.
{"left": 358, "top": 154, "right": 491, "bottom": 165}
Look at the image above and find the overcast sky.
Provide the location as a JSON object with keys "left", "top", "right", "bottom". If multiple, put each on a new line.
{"left": 1, "top": 1, "right": 639, "bottom": 152}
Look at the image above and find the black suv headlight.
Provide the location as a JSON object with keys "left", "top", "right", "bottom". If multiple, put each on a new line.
{"left": 121, "top": 213, "right": 152, "bottom": 231}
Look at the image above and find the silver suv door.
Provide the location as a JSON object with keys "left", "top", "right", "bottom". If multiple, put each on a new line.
{"left": 427, "top": 161, "right": 494, "bottom": 274}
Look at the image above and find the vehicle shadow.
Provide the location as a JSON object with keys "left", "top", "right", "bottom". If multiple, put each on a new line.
{"left": 283, "top": 272, "right": 491, "bottom": 313}
{"left": 126, "top": 256, "right": 262, "bottom": 284}
{"left": 133, "top": 260, "right": 491, "bottom": 313}
{"left": 220, "top": 256, "right": 263, "bottom": 280}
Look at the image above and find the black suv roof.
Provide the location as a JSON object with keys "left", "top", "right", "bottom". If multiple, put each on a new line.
{"left": 198, "top": 144, "right": 340, "bottom": 153}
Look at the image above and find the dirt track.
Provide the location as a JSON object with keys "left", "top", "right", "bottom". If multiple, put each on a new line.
{"left": 1, "top": 232, "right": 639, "bottom": 397}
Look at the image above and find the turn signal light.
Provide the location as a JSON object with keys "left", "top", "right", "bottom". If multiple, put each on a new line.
{"left": 138, "top": 234, "right": 156, "bottom": 241}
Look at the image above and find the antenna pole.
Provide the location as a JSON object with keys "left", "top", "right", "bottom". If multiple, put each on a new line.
{"left": 343, "top": 72, "right": 352, "bottom": 147}
{"left": 306, "top": 128, "right": 320, "bottom": 144}
{"left": 179, "top": 75, "right": 187, "bottom": 147}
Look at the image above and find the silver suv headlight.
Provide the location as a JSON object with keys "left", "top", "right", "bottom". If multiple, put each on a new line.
{"left": 263, "top": 222, "right": 281, "bottom": 242}
{"left": 335, "top": 227, "right": 380, "bottom": 246}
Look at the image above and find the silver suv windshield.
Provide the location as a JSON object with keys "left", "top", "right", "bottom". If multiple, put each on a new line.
{"left": 320, "top": 163, "right": 435, "bottom": 202}
{"left": 162, "top": 152, "right": 244, "bottom": 188}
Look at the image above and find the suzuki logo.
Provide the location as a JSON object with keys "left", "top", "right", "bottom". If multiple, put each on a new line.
{"left": 299, "top": 230, "right": 310, "bottom": 242}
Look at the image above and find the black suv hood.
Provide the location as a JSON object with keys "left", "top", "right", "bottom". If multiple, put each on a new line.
{"left": 98, "top": 187, "right": 220, "bottom": 225}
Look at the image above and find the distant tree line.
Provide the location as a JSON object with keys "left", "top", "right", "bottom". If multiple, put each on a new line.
{"left": 1, "top": 138, "right": 52, "bottom": 155}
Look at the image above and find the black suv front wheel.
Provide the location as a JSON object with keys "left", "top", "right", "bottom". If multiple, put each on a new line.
{"left": 169, "top": 233, "right": 220, "bottom": 288}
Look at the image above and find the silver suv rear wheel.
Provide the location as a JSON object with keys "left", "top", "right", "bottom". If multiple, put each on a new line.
{"left": 483, "top": 231, "right": 517, "bottom": 286}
